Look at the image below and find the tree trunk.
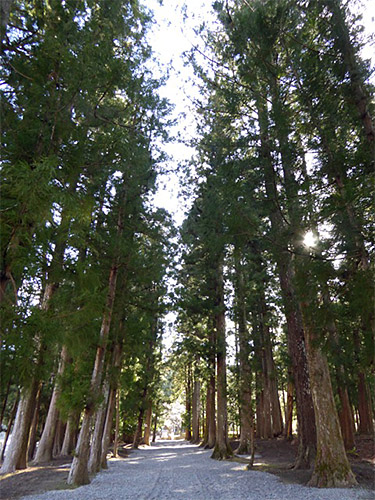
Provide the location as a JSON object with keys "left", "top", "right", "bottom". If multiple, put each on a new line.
{"left": 143, "top": 402, "right": 152, "bottom": 446}
{"left": 66, "top": 410, "right": 91, "bottom": 485}
{"left": 0, "top": 378, "right": 12, "bottom": 428}
{"left": 325, "top": 0, "right": 375, "bottom": 143}
{"left": 191, "top": 378, "right": 200, "bottom": 444}
{"left": 257, "top": 94, "right": 317, "bottom": 468}
{"left": 0, "top": 379, "right": 39, "bottom": 473}
{"left": 204, "top": 337, "right": 216, "bottom": 449}
{"left": 211, "top": 262, "right": 233, "bottom": 460}
{"left": 152, "top": 412, "right": 158, "bottom": 443}
{"left": 234, "top": 252, "right": 254, "bottom": 455}
{"left": 60, "top": 412, "right": 79, "bottom": 456}
{"left": 185, "top": 364, "right": 192, "bottom": 441}
{"left": 67, "top": 261, "right": 120, "bottom": 485}
{"left": 255, "top": 374, "right": 263, "bottom": 439}
{"left": 259, "top": 292, "right": 283, "bottom": 438}
{"left": 133, "top": 410, "right": 145, "bottom": 448}
{"left": 200, "top": 399, "right": 205, "bottom": 443}
{"left": 357, "top": 372, "right": 374, "bottom": 435}
{"left": 27, "top": 383, "right": 42, "bottom": 462}
{"left": 133, "top": 383, "right": 148, "bottom": 449}
{"left": 113, "top": 389, "right": 120, "bottom": 458}
{"left": 100, "top": 388, "right": 116, "bottom": 468}
{"left": 88, "top": 381, "right": 109, "bottom": 473}
{"left": 34, "top": 346, "right": 68, "bottom": 463}
{"left": 284, "top": 379, "right": 294, "bottom": 440}
{"left": 1, "top": 391, "right": 19, "bottom": 460}
{"left": 303, "top": 322, "right": 357, "bottom": 487}
{"left": 52, "top": 418, "right": 66, "bottom": 457}
{"left": 100, "top": 342, "right": 123, "bottom": 468}
{"left": 67, "top": 184, "right": 126, "bottom": 486}
{"left": 337, "top": 385, "right": 355, "bottom": 450}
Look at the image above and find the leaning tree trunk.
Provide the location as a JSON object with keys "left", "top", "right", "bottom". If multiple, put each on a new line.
{"left": 1, "top": 391, "right": 19, "bottom": 460}
{"left": 60, "top": 412, "right": 79, "bottom": 456}
{"left": 52, "top": 418, "right": 66, "bottom": 457}
{"left": 100, "top": 388, "right": 116, "bottom": 468}
{"left": 0, "top": 378, "right": 12, "bottom": 428}
{"left": 211, "top": 262, "right": 232, "bottom": 460}
{"left": 88, "top": 380, "right": 110, "bottom": 473}
{"left": 100, "top": 342, "right": 123, "bottom": 468}
{"left": 1, "top": 277, "right": 61, "bottom": 473}
{"left": 0, "top": 379, "right": 39, "bottom": 473}
{"left": 67, "top": 193, "right": 124, "bottom": 486}
{"left": 34, "top": 346, "right": 68, "bottom": 463}
{"left": 67, "top": 265, "right": 119, "bottom": 485}
{"left": 27, "top": 383, "right": 42, "bottom": 462}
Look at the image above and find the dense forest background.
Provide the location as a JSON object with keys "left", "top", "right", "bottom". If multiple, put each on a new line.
{"left": 0, "top": 0, "right": 374, "bottom": 490}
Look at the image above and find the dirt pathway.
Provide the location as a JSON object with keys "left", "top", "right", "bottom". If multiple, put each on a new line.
{"left": 9, "top": 440, "right": 371, "bottom": 500}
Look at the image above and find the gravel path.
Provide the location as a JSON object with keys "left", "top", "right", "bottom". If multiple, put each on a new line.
{"left": 21, "top": 440, "right": 372, "bottom": 500}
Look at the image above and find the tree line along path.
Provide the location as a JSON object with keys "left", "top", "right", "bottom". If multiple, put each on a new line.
{"left": 0, "top": 0, "right": 374, "bottom": 497}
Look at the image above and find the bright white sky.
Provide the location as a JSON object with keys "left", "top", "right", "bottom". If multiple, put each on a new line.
{"left": 147, "top": 0, "right": 213, "bottom": 226}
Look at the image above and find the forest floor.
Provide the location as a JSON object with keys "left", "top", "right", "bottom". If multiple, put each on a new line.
{"left": 0, "top": 435, "right": 373, "bottom": 499}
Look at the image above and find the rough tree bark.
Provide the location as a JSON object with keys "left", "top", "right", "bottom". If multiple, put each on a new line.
{"left": 100, "top": 388, "right": 116, "bottom": 468}
{"left": 152, "top": 412, "right": 158, "bottom": 443}
{"left": 52, "top": 418, "right": 66, "bottom": 457}
{"left": 203, "top": 329, "right": 216, "bottom": 449}
{"left": 0, "top": 391, "right": 19, "bottom": 461}
{"left": 27, "top": 383, "right": 42, "bottom": 462}
{"left": 191, "top": 376, "right": 201, "bottom": 444}
{"left": 100, "top": 341, "right": 123, "bottom": 468}
{"left": 284, "top": 378, "right": 294, "bottom": 440}
{"left": 0, "top": 380, "right": 39, "bottom": 473}
{"left": 88, "top": 381, "right": 110, "bottom": 473}
{"left": 34, "top": 346, "right": 69, "bottom": 463}
{"left": 302, "top": 316, "right": 357, "bottom": 487}
{"left": 60, "top": 412, "right": 79, "bottom": 456}
{"left": 185, "top": 364, "right": 192, "bottom": 441}
{"left": 233, "top": 250, "right": 254, "bottom": 455}
{"left": 257, "top": 93, "right": 317, "bottom": 468}
{"left": 211, "top": 262, "right": 233, "bottom": 460}
{"left": 113, "top": 389, "right": 120, "bottom": 458}
{"left": 67, "top": 264, "right": 118, "bottom": 485}
{"left": 357, "top": 372, "right": 374, "bottom": 435}
{"left": 143, "top": 402, "right": 152, "bottom": 446}
{"left": 258, "top": 287, "right": 283, "bottom": 437}
{"left": 337, "top": 384, "right": 355, "bottom": 450}
{"left": 0, "top": 378, "right": 12, "bottom": 428}
{"left": 67, "top": 189, "right": 125, "bottom": 486}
